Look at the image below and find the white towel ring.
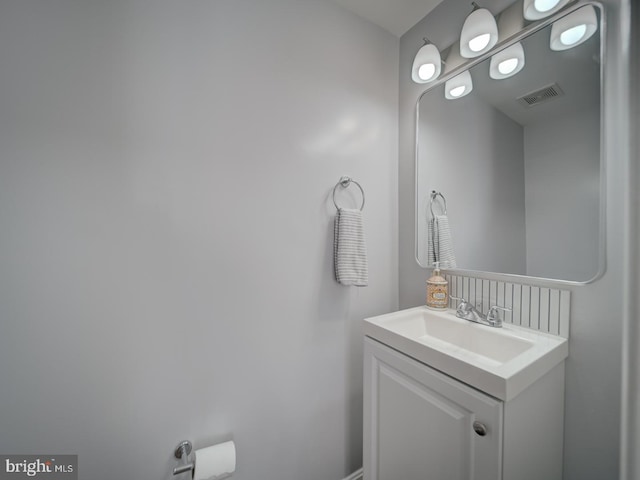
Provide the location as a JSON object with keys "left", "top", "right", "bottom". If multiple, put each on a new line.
{"left": 333, "top": 176, "right": 365, "bottom": 211}
{"left": 430, "top": 191, "right": 447, "bottom": 216}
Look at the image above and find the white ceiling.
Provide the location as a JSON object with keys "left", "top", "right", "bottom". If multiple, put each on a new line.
{"left": 331, "top": 0, "right": 446, "bottom": 37}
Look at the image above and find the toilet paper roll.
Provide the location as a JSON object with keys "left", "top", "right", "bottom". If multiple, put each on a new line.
{"left": 193, "top": 441, "right": 236, "bottom": 480}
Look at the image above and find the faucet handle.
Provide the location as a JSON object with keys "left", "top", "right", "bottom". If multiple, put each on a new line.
{"left": 450, "top": 296, "right": 472, "bottom": 314}
{"left": 488, "top": 305, "right": 512, "bottom": 313}
{"left": 486, "top": 305, "right": 512, "bottom": 326}
{"left": 451, "top": 296, "right": 478, "bottom": 308}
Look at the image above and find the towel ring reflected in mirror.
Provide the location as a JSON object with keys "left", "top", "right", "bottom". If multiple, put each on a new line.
{"left": 333, "top": 176, "right": 365, "bottom": 211}
{"left": 430, "top": 190, "right": 447, "bottom": 217}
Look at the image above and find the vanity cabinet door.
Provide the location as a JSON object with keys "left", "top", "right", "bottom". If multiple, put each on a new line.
{"left": 364, "top": 338, "right": 503, "bottom": 480}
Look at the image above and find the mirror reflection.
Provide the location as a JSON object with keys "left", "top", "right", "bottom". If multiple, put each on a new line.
{"left": 416, "top": 8, "right": 602, "bottom": 282}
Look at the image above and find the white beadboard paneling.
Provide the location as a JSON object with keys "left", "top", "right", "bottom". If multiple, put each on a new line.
{"left": 559, "top": 290, "right": 571, "bottom": 338}
{"left": 468, "top": 277, "right": 476, "bottom": 309}
{"left": 489, "top": 281, "right": 497, "bottom": 314}
{"left": 496, "top": 281, "right": 505, "bottom": 322}
{"left": 513, "top": 283, "right": 522, "bottom": 326}
{"left": 476, "top": 278, "right": 483, "bottom": 311}
{"left": 550, "top": 289, "right": 561, "bottom": 336}
{"left": 504, "top": 283, "right": 513, "bottom": 324}
{"left": 482, "top": 280, "right": 490, "bottom": 314}
{"left": 445, "top": 273, "right": 454, "bottom": 307}
{"left": 445, "top": 274, "right": 571, "bottom": 338}
{"left": 463, "top": 276, "right": 471, "bottom": 304}
{"left": 522, "top": 286, "right": 531, "bottom": 329}
{"left": 530, "top": 287, "right": 540, "bottom": 331}
{"left": 540, "top": 288, "right": 551, "bottom": 333}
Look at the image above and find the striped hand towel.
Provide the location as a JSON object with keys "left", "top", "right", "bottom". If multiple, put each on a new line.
{"left": 427, "top": 214, "right": 457, "bottom": 269}
{"left": 334, "top": 208, "right": 368, "bottom": 286}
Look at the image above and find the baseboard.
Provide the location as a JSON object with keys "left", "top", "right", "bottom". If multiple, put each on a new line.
{"left": 342, "top": 468, "right": 363, "bottom": 480}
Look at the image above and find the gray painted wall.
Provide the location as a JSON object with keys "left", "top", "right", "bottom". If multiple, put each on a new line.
{"left": 0, "top": 1, "right": 399, "bottom": 479}
{"left": 524, "top": 109, "right": 601, "bottom": 281}
{"left": 399, "top": 0, "right": 630, "bottom": 479}
{"left": 417, "top": 89, "right": 526, "bottom": 274}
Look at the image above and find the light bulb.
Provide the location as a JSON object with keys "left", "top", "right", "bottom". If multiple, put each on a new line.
{"left": 469, "top": 33, "right": 491, "bottom": 52}
{"left": 498, "top": 58, "right": 519, "bottom": 75}
{"left": 459, "top": 7, "right": 498, "bottom": 58}
{"left": 489, "top": 42, "right": 525, "bottom": 80}
{"left": 550, "top": 6, "right": 598, "bottom": 51}
{"left": 445, "top": 70, "right": 472, "bottom": 100}
{"left": 418, "top": 63, "right": 436, "bottom": 81}
{"left": 411, "top": 42, "right": 442, "bottom": 84}
{"left": 450, "top": 86, "right": 466, "bottom": 97}
{"left": 524, "top": 0, "right": 570, "bottom": 21}
{"left": 534, "top": 0, "right": 561, "bottom": 13}
{"left": 560, "top": 24, "right": 587, "bottom": 46}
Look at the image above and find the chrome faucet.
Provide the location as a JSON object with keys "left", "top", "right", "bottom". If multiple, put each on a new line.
{"left": 450, "top": 296, "right": 511, "bottom": 328}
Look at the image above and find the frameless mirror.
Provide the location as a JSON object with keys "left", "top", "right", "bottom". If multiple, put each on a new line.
{"left": 416, "top": 4, "right": 603, "bottom": 283}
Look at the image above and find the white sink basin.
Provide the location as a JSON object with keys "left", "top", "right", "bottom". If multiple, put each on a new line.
{"left": 364, "top": 306, "right": 568, "bottom": 401}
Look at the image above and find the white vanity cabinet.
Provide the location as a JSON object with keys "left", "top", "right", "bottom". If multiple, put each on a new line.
{"left": 363, "top": 337, "right": 565, "bottom": 480}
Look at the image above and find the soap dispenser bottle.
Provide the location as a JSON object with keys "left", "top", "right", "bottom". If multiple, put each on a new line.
{"left": 426, "top": 262, "right": 449, "bottom": 310}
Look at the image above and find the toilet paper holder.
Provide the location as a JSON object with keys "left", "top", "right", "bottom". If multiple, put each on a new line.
{"left": 173, "top": 440, "right": 194, "bottom": 476}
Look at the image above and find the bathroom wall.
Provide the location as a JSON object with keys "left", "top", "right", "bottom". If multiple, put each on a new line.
{"left": 399, "top": 0, "right": 631, "bottom": 479}
{"left": 524, "top": 109, "right": 601, "bottom": 281}
{"left": 0, "top": 1, "right": 399, "bottom": 479}
{"left": 417, "top": 90, "right": 526, "bottom": 274}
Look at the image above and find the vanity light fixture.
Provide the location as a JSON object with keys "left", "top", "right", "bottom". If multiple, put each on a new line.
{"left": 445, "top": 70, "right": 473, "bottom": 100}
{"left": 460, "top": 2, "right": 498, "bottom": 58}
{"left": 489, "top": 42, "right": 525, "bottom": 79}
{"left": 523, "top": 0, "right": 570, "bottom": 21}
{"left": 411, "top": 39, "right": 442, "bottom": 84}
{"left": 549, "top": 5, "right": 598, "bottom": 51}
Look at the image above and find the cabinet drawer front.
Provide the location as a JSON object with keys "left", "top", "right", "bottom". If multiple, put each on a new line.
{"left": 364, "top": 338, "right": 503, "bottom": 480}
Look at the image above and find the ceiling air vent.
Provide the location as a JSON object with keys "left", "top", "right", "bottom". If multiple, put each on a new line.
{"left": 518, "top": 83, "right": 564, "bottom": 108}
